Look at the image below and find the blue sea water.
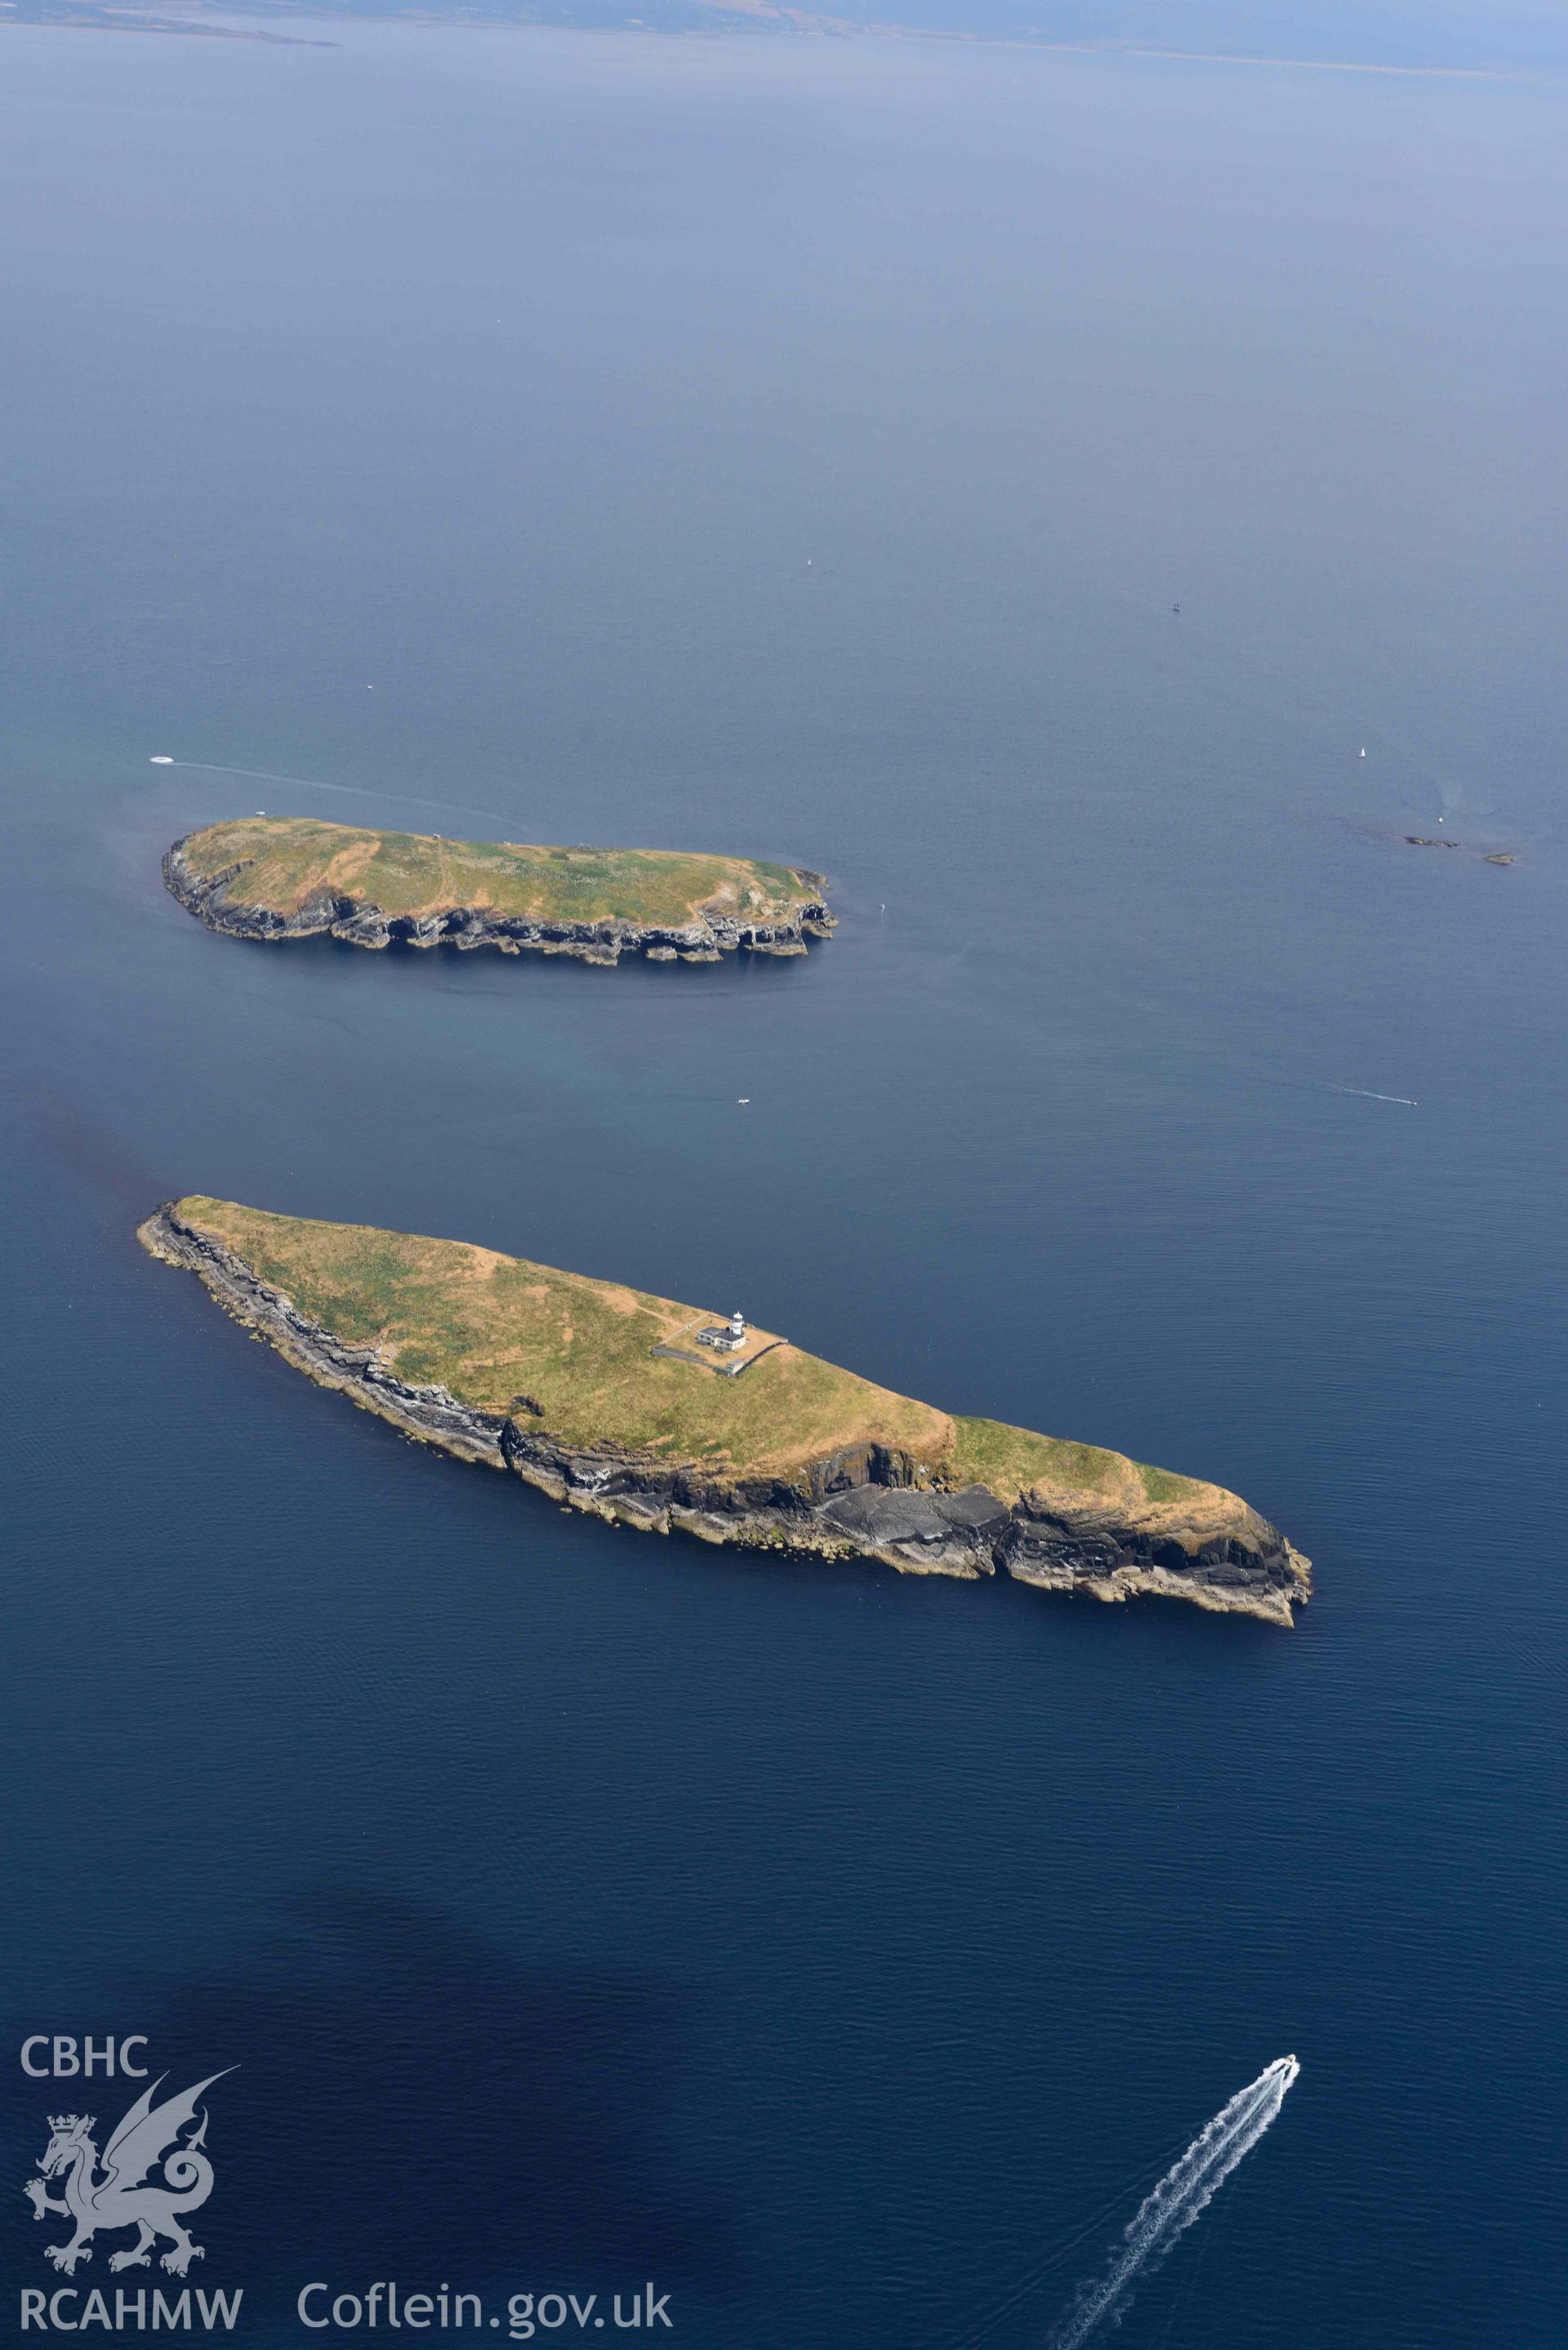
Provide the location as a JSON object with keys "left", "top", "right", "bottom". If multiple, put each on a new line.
{"left": 2, "top": 25, "right": 1566, "bottom": 2347}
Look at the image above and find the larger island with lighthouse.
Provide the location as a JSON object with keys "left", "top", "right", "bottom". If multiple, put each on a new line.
{"left": 139, "top": 1196, "right": 1312, "bottom": 1625}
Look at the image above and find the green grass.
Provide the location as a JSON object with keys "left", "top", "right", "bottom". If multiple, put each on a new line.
{"left": 167, "top": 1200, "right": 1232, "bottom": 1517}
{"left": 947, "top": 1416, "right": 1129, "bottom": 1503}
{"left": 175, "top": 1199, "right": 948, "bottom": 1483}
{"left": 180, "top": 817, "right": 821, "bottom": 930}
{"left": 947, "top": 1419, "right": 1203, "bottom": 1509}
{"left": 1137, "top": 1461, "right": 1202, "bottom": 1504}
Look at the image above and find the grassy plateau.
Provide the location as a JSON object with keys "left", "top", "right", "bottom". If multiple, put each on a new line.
{"left": 160, "top": 1197, "right": 1235, "bottom": 1520}
{"left": 176, "top": 817, "right": 824, "bottom": 930}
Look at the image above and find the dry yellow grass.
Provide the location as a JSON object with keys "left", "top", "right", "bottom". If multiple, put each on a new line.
{"left": 173, "top": 1199, "right": 950, "bottom": 1482}
{"left": 165, "top": 1200, "right": 1227, "bottom": 1518}
{"left": 180, "top": 818, "right": 822, "bottom": 930}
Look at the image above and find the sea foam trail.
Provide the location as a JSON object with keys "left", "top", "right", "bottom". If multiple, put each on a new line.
{"left": 158, "top": 761, "right": 510, "bottom": 828}
{"left": 1047, "top": 2056, "right": 1299, "bottom": 2349}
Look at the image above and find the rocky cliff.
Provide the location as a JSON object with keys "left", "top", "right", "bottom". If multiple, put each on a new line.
{"left": 139, "top": 1202, "right": 1312, "bottom": 1625}
{"left": 163, "top": 833, "right": 835, "bottom": 967}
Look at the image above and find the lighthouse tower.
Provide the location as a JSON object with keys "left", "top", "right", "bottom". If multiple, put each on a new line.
{"left": 728, "top": 1309, "right": 746, "bottom": 1345}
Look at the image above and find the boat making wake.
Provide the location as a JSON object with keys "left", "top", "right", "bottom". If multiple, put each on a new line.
{"left": 1047, "top": 2055, "right": 1299, "bottom": 2348}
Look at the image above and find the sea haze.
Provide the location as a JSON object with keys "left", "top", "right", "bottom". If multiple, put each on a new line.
{"left": 2, "top": 25, "right": 1566, "bottom": 2348}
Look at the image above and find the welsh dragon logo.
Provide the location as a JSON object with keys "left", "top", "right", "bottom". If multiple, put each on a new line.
{"left": 24, "top": 2071, "right": 232, "bottom": 2277}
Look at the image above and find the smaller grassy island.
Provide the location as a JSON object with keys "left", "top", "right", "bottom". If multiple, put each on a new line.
{"left": 164, "top": 817, "right": 835, "bottom": 966}
{"left": 140, "top": 1198, "right": 1312, "bottom": 1625}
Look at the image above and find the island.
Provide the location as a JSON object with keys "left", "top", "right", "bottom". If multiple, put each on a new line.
{"left": 139, "top": 1197, "right": 1312, "bottom": 1625}
{"left": 163, "top": 817, "right": 835, "bottom": 966}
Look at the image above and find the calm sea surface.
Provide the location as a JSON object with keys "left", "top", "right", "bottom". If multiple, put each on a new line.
{"left": 3, "top": 25, "right": 1566, "bottom": 2346}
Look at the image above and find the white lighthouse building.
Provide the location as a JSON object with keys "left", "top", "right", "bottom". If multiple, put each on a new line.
{"left": 697, "top": 1307, "right": 749, "bottom": 1356}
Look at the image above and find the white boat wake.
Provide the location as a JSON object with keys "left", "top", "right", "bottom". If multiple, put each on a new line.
{"left": 1047, "top": 2055, "right": 1299, "bottom": 2348}
{"left": 149, "top": 760, "right": 509, "bottom": 828}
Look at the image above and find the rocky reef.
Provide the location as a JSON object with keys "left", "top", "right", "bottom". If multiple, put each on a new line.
{"left": 163, "top": 828, "right": 835, "bottom": 967}
{"left": 139, "top": 1201, "right": 1312, "bottom": 1626}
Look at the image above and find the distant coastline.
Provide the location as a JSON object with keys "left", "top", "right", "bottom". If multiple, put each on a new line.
{"left": 2, "top": 5, "right": 1548, "bottom": 81}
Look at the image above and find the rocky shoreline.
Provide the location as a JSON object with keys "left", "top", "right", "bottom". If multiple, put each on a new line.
{"left": 139, "top": 1202, "right": 1312, "bottom": 1625}
{"left": 163, "top": 836, "right": 836, "bottom": 966}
